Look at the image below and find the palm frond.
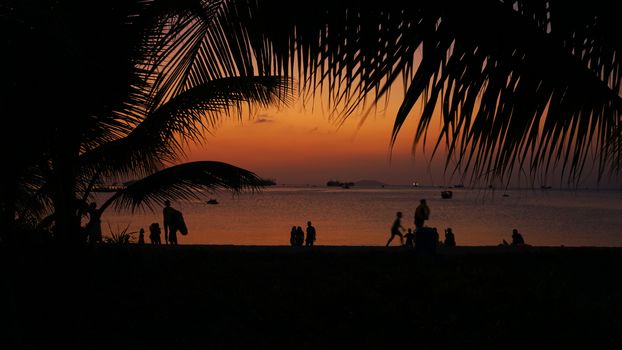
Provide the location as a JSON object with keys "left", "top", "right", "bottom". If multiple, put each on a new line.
{"left": 143, "top": 75, "right": 292, "bottom": 148}
{"left": 78, "top": 76, "right": 291, "bottom": 181}
{"left": 100, "top": 161, "right": 263, "bottom": 213}
{"left": 217, "top": 0, "right": 621, "bottom": 183}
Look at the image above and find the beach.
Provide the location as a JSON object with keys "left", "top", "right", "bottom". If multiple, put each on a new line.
{"left": 3, "top": 244, "right": 621, "bottom": 349}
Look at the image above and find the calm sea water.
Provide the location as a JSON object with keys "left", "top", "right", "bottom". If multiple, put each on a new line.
{"left": 97, "top": 186, "right": 622, "bottom": 247}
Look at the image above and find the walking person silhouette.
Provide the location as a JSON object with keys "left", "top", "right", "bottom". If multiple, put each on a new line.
{"left": 386, "top": 211, "right": 405, "bottom": 246}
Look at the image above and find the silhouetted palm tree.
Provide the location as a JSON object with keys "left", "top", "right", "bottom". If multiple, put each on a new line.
{"left": 3, "top": 1, "right": 621, "bottom": 243}
{"left": 1, "top": 1, "right": 291, "bottom": 243}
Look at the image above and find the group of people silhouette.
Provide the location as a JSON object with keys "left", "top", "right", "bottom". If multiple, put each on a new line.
{"left": 83, "top": 200, "right": 187, "bottom": 245}
{"left": 289, "top": 221, "right": 317, "bottom": 247}
{"left": 86, "top": 197, "right": 526, "bottom": 248}
{"left": 141, "top": 200, "right": 187, "bottom": 245}
{"left": 386, "top": 198, "right": 525, "bottom": 250}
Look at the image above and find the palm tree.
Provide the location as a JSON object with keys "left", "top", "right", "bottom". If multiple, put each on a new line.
{"left": 1, "top": 1, "right": 291, "bottom": 244}
{"left": 3, "top": 1, "right": 621, "bottom": 242}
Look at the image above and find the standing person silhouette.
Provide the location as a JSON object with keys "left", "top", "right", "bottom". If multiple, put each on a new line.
{"left": 85, "top": 202, "right": 103, "bottom": 245}
{"left": 305, "top": 221, "right": 316, "bottom": 246}
{"left": 149, "top": 222, "right": 161, "bottom": 244}
{"left": 163, "top": 200, "right": 182, "bottom": 245}
{"left": 414, "top": 199, "right": 430, "bottom": 228}
{"left": 295, "top": 226, "right": 305, "bottom": 246}
{"left": 386, "top": 211, "right": 405, "bottom": 246}
{"left": 290, "top": 226, "right": 297, "bottom": 246}
{"left": 138, "top": 228, "right": 145, "bottom": 244}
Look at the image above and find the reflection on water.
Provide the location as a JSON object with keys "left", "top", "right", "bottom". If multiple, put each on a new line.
{"left": 97, "top": 186, "right": 622, "bottom": 247}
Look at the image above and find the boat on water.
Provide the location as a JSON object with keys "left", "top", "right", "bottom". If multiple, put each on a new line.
{"left": 206, "top": 199, "right": 219, "bottom": 205}
{"left": 441, "top": 190, "right": 453, "bottom": 199}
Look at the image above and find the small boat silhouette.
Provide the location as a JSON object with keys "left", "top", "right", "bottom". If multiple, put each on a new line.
{"left": 206, "top": 199, "right": 219, "bottom": 205}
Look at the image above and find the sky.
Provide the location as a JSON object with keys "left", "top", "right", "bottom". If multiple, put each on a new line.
{"left": 184, "top": 89, "right": 620, "bottom": 189}
{"left": 185, "top": 91, "right": 457, "bottom": 186}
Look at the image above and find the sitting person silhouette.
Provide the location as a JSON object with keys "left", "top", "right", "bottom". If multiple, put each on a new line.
{"left": 404, "top": 228, "right": 415, "bottom": 248}
{"left": 444, "top": 228, "right": 456, "bottom": 247}
{"left": 511, "top": 228, "right": 525, "bottom": 246}
{"left": 499, "top": 229, "right": 527, "bottom": 247}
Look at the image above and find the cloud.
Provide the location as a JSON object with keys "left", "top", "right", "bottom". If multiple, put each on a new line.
{"left": 255, "top": 116, "right": 275, "bottom": 124}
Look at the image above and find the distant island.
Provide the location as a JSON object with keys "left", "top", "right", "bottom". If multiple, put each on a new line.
{"left": 354, "top": 179, "right": 386, "bottom": 187}
{"left": 326, "top": 179, "right": 386, "bottom": 188}
{"left": 259, "top": 178, "right": 277, "bottom": 186}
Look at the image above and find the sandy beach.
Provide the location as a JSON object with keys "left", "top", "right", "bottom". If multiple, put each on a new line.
{"left": 3, "top": 244, "right": 621, "bottom": 349}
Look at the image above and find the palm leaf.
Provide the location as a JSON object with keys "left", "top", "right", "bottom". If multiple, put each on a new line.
{"left": 216, "top": 0, "right": 621, "bottom": 183}
{"left": 100, "top": 161, "right": 263, "bottom": 213}
{"left": 78, "top": 76, "right": 291, "bottom": 182}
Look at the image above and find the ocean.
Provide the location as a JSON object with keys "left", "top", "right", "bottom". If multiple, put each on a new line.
{"left": 96, "top": 186, "right": 622, "bottom": 247}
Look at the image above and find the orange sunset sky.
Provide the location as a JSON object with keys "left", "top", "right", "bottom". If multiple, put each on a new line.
{"left": 185, "top": 90, "right": 455, "bottom": 186}
{"left": 184, "top": 87, "right": 617, "bottom": 188}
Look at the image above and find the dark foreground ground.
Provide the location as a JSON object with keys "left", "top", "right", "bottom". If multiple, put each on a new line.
{"left": 2, "top": 244, "right": 622, "bottom": 349}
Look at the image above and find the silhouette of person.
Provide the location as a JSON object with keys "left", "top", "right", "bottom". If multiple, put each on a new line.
{"left": 414, "top": 199, "right": 430, "bottom": 228}
{"left": 138, "top": 228, "right": 145, "bottom": 244}
{"left": 295, "top": 226, "right": 305, "bottom": 246}
{"left": 305, "top": 221, "right": 316, "bottom": 246}
{"left": 444, "top": 227, "right": 456, "bottom": 247}
{"left": 404, "top": 228, "right": 415, "bottom": 248}
{"left": 290, "top": 226, "right": 297, "bottom": 246}
{"left": 149, "top": 222, "right": 161, "bottom": 244}
{"left": 386, "top": 211, "right": 405, "bottom": 246}
{"left": 511, "top": 228, "right": 525, "bottom": 246}
{"left": 85, "top": 202, "right": 103, "bottom": 245}
{"left": 163, "top": 200, "right": 183, "bottom": 245}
